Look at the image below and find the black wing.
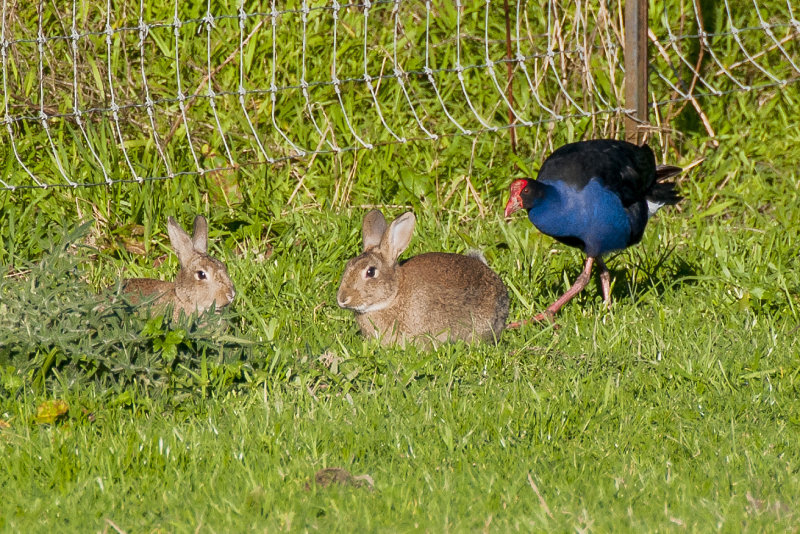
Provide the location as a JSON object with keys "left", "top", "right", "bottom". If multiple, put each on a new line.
{"left": 536, "top": 139, "right": 657, "bottom": 208}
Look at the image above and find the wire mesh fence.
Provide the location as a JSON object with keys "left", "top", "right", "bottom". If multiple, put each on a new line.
{"left": 0, "top": 0, "right": 798, "bottom": 190}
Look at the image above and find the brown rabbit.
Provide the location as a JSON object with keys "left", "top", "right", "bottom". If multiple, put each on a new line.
{"left": 121, "top": 216, "right": 235, "bottom": 321}
{"left": 337, "top": 210, "right": 509, "bottom": 347}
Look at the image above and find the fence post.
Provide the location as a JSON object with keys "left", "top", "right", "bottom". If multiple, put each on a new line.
{"left": 624, "top": 0, "right": 648, "bottom": 145}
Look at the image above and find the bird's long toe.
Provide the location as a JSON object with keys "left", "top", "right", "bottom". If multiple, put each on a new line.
{"left": 597, "top": 258, "right": 612, "bottom": 305}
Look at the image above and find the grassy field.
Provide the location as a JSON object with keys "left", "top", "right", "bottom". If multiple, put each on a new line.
{"left": 1, "top": 85, "right": 799, "bottom": 531}
{"left": 2, "top": 2, "right": 800, "bottom": 531}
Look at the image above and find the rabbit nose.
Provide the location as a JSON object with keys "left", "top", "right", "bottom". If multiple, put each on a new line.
{"left": 228, "top": 289, "right": 236, "bottom": 301}
{"left": 337, "top": 294, "right": 351, "bottom": 308}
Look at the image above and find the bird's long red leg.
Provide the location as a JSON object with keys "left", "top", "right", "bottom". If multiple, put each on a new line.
{"left": 597, "top": 257, "right": 611, "bottom": 306}
{"left": 508, "top": 257, "right": 595, "bottom": 328}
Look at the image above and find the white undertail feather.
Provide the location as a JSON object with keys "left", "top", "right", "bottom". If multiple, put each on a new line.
{"left": 646, "top": 200, "right": 664, "bottom": 218}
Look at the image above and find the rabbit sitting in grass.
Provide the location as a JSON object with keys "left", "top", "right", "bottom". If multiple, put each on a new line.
{"left": 122, "top": 216, "right": 235, "bottom": 321}
{"left": 337, "top": 210, "right": 509, "bottom": 347}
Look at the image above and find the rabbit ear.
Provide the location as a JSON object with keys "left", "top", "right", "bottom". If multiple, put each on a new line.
{"left": 380, "top": 212, "right": 415, "bottom": 261}
{"left": 191, "top": 215, "right": 208, "bottom": 254}
{"left": 167, "top": 216, "right": 195, "bottom": 266}
{"left": 362, "top": 209, "right": 387, "bottom": 251}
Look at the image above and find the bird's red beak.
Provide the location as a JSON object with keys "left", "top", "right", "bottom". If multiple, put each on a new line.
{"left": 504, "top": 179, "right": 528, "bottom": 218}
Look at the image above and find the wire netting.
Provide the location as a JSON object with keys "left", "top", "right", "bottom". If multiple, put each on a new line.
{"left": 0, "top": 0, "right": 797, "bottom": 190}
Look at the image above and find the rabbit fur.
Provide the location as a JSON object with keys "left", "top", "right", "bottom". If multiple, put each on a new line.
{"left": 122, "top": 216, "right": 235, "bottom": 320}
{"left": 337, "top": 210, "right": 509, "bottom": 347}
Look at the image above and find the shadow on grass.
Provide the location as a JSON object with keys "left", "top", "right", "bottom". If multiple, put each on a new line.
{"left": 528, "top": 243, "right": 703, "bottom": 309}
{"left": 612, "top": 246, "right": 702, "bottom": 303}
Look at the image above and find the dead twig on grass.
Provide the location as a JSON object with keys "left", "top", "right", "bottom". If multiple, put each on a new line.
{"left": 527, "top": 472, "right": 554, "bottom": 519}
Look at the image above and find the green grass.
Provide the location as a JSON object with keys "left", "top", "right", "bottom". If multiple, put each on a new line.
{"left": 2, "top": 85, "right": 800, "bottom": 531}
{"left": 2, "top": 1, "right": 800, "bottom": 529}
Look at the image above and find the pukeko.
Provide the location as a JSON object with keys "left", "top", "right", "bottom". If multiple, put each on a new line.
{"left": 504, "top": 139, "right": 682, "bottom": 324}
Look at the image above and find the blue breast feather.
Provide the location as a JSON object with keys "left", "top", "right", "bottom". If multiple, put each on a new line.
{"left": 528, "top": 178, "right": 637, "bottom": 257}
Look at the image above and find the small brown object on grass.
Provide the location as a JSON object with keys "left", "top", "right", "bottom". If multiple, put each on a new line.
{"left": 305, "top": 468, "right": 375, "bottom": 492}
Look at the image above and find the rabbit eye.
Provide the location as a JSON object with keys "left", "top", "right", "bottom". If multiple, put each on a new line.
{"left": 196, "top": 270, "right": 207, "bottom": 280}
{"left": 365, "top": 266, "right": 377, "bottom": 278}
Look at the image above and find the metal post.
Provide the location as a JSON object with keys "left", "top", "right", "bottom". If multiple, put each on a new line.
{"left": 624, "top": 0, "right": 648, "bottom": 145}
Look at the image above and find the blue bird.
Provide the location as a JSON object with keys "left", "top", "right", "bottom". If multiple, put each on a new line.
{"left": 504, "top": 139, "right": 682, "bottom": 323}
